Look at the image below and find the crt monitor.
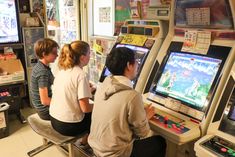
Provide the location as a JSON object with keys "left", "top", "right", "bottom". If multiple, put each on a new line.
{"left": 0, "top": 0, "right": 21, "bottom": 44}
{"left": 228, "top": 101, "right": 235, "bottom": 121}
{"left": 219, "top": 99, "right": 235, "bottom": 137}
{"left": 99, "top": 66, "right": 112, "bottom": 82}
{"left": 99, "top": 44, "right": 149, "bottom": 84}
{"left": 150, "top": 51, "right": 223, "bottom": 117}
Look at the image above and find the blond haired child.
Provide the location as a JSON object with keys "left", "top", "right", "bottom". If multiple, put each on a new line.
{"left": 50, "top": 41, "right": 92, "bottom": 143}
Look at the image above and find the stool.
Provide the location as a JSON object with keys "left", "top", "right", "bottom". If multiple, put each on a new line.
{"left": 27, "top": 113, "right": 86, "bottom": 157}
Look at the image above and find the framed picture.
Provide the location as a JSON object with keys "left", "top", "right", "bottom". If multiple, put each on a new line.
{"left": 30, "top": 0, "right": 46, "bottom": 22}
{"left": 19, "top": 0, "right": 30, "bottom": 13}
{"left": 93, "top": 0, "right": 115, "bottom": 36}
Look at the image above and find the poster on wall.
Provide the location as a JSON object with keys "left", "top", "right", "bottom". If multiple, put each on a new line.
{"left": 46, "top": 0, "right": 59, "bottom": 24}
{"left": 114, "top": 0, "right": 150, "bottom": 35}
{"left": 115, "top": 0, "right": 131, "bottom": 35}
{"left": 88, "top": 36, "right": 116, "bottom": 83}
{"left": 99, "top": 7, "right": 111, "bottom": 23}
{"left": 93, "top": 0, "right": 115, "bottom": 36}
{"left": 141, "top": 0, "right": 150, "bottom": 18}
{"left": 30, "top": 0, "right": 45, "bottom": 22}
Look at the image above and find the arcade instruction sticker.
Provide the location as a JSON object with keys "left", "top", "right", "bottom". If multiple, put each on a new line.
{"left": 182, "top": 30, "right": 211, "bottom": 54}
{"left": 195, "top": 31, "right": 211, "bottom": 54}
{"left": 121, "top": 34, "right": 147, "bottom": 47}
{"left": 182, "top": 30, "right": 197, "bottom": 52}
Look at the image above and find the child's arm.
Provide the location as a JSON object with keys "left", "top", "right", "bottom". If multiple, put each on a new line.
{"left": 79, "top": 97, "right": 93, "bottom": 113}
{"left": 39, "top": 87, "right": 51, "bottom": 106}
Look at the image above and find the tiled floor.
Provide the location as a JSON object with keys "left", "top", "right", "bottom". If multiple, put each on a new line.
{"left": 0, "top": 106, "right": 68, "bottom": 157}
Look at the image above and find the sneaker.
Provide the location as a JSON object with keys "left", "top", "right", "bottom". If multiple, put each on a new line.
{"left": 74, "top": 139, "right": 90, "bottom": 150}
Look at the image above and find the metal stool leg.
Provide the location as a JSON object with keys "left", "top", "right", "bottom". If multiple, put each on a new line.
{"left": 27, "top": 140, "right": 53, "bottom": 157}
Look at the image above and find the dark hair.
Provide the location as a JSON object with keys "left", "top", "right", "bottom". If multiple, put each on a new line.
{"left": 106, "top": 47, "right": 135, "bottom": 75}
{"left": 34, "top": 38, "right": 59, "bottom": 59}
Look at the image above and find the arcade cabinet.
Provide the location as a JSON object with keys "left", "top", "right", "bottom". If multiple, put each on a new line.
{"left": 99, "top": 19, "right": 169, "bottom": 93}
{"left": 143, "top": 0, "right": 235, "bottom": 156}
{"left": 194, "top": 63, "right": 235, "bottom": 157}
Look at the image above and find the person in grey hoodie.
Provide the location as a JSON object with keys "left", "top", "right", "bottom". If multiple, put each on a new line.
{"left": 88, "top": 47, "right": 166, "bottom": 157}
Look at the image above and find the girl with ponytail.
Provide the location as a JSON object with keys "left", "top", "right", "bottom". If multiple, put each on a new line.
{"left": 50, "top": 40, "right": 93, "bottom": 144}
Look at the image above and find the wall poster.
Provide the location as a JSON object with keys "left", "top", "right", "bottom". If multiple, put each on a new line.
{"left": 93, "top": 0, "right": 115, "bottom": 36}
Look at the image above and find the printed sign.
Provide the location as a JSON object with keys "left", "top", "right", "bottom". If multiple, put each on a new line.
{"left": 121, "top": 34, "right": 147, "bottom": 46}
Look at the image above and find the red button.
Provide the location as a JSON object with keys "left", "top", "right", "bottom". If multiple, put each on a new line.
{"left": 221, "top": 148, "right": 227, "bottom": 152}
{"left": 164, "top": 116, "right": 168, "bottom": 121}
{"left": 176, "top": 128, "right": 181, "bottom": 131}
{"left": 172, "top": 124, "right": 176, "bottom": 129}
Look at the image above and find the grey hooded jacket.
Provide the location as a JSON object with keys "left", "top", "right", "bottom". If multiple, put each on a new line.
{"left": 88, "top": 76, "right": 151, "bottom": 157}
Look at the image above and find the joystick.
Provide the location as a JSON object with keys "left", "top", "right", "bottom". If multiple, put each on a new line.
{"left": 164, "top": 116, "right": 168, "bottom": 124}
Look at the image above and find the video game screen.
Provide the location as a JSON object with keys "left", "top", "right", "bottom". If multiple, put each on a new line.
{"left": 152, "top": 51, "right": 222, "bottom": 111}
{"left": 115, "top": 44, "right": 149, "bottom": 63}
{"left": 219, "top": 96, "right": 235, "bottom": 137}
{"left": 103, "top": 67, "right": 111, "bottom": 76}
{"left": 228, "top": 103, "right": 235, "bottom": 121}
{"left": 0, "top": 0, "right": 20, "bottom": 44}
{"left": 99, "top": 44, "right": 149, "bottom": 84}
{"left": 99, "top": 66, "right": 112, "bottom": 82}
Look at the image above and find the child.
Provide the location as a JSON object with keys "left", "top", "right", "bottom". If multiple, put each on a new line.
{"left": 31, "top": 38, "right": 59, "bottom": 120}
{"left": 88, "top": 47, "right": 166, "bottom": 157}
{"left": 49, "top": 41, "right": 92, "bottom": 140}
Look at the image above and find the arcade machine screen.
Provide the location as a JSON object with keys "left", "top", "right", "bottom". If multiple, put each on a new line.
{"left": 228, "top": 105, "right": 235, "bottom": 121}
{"left": 200, "top": 94, "right": 235, "bottom": 156}
{"left": 175, "top": 0, "right": 233, "bottom": 29}
{"left": 219, "top": 97, "right": 235, "bottom": 137}
{"left": 99, "top": 44, "right": 149, "bottom": 86}
{"left": 0, "top": 0, "right": 21, "bottom": 44}
{"left": 150, "top": 51, "right": 223, "bottom": 120}
{"left": 99, "top": 67, "right": 111, "bottom": 82}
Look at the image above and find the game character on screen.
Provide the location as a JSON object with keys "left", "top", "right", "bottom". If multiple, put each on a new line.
{"left": 186, "top": 78, "right": 200, "bottom": 97}
{"left": 49, "top": 41, "right": 93, "bottom": 145}
{"left": 31, "top": 38, "right": 59, "bottom": 120}
{"left": 166, "top": 72, "right": 177, "bottom": 90}
{"left": 159, "top": 70, "right": 171, "bottom": 86}
{"left": 88, "top": 47, "right": 166, "bottom": 157}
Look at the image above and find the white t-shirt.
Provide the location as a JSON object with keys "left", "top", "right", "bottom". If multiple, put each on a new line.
{"left": 50, "top": 66, "right": 92, "bottom": 123}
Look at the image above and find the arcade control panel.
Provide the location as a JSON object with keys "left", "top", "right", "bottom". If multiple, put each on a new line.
{"left": 148, "top": 106, "right": 191, "bottom": 134}
{"left": 151, "top": 113, "right": 190, "bottom": 134}
{"left": 144, "top": 100, "right": 201, "bottom": 144}
{"left": 200, "top": 136, "right": 235, "bottom": 157}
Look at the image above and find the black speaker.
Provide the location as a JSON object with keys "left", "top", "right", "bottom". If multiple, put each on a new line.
{"left": 145, "top": 28, "right": 153, "bottom": 36}
{"left": 121, "top": 26, "right": 128, "bottom": 34}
